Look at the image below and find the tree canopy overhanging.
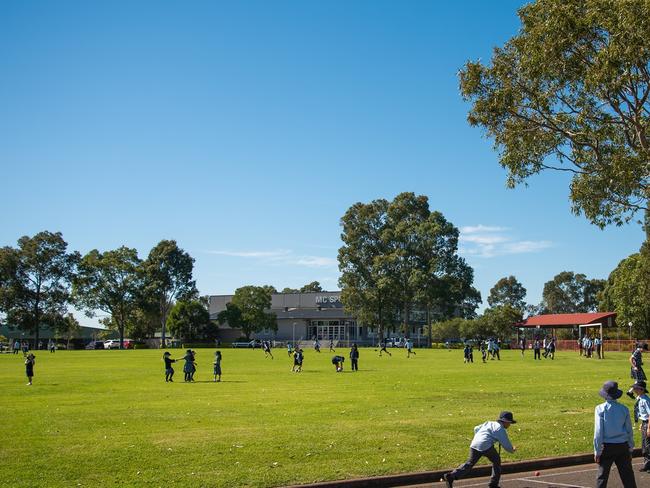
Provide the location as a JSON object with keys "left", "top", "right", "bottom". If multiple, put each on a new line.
{"left": 459, "top": 0, "right": 650, "bottom": 228}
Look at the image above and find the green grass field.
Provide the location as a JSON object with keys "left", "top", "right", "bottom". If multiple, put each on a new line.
{"left": 0, "top": 347, "right": 640, "bottom": 487}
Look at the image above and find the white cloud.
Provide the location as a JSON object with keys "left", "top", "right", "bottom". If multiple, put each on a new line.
{"left": 461, "top": 225, "right": 510, "bottom": 234}
{"left": 207, "top": 250, "right": 291, "bottom": 258}
{"left": 460, "top": 225, "right": 553, "bottom": 258}
{"left": 206, "top": 249, "right": 337, "bottom": 268}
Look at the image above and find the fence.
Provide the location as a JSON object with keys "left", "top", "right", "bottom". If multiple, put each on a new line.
{"left": 554, "top": 339, "right": 648, "bottom": 352}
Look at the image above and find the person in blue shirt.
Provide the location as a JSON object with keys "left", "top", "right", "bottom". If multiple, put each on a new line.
{"left": 630, "top": 381, "right": 650, "bottom": 473}
{"left": 443, "top": 411, "right": 517, "bottom": 488}
{"left": 593, "top": 380, "right": 636, "bottom": 488}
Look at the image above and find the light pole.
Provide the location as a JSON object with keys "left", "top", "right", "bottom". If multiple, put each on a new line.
{"left": 292, "top": 322, "right": 296, "bottom": 345}
{"left": 629, "top": 321, "right": 633, "bottom": 340}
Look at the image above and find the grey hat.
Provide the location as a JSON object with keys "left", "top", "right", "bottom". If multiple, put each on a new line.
{"left": 599, "top": 380, "right": 623, "bottom": 400}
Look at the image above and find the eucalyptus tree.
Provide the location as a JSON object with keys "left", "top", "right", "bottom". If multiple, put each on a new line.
{"left": 73, "top": 246, "right": 142, "bottom": 349}
{"left": 460, "top": 0, "right": 650, "bottom": 229}
{"left": 338, "top": 199, "right": 399, "bottom": 342}
{"left": 487, "top": 276, "right": 527, "bottom": 312}
{"left": 141, "top": 240, "right": 197, "bottom": 346}
{"left": 0, "top": 231, "right": 78, "bottom": 343}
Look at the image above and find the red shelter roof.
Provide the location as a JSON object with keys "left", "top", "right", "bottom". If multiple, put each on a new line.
{"left": 517, "top": 312, "right": 616, "bottom": 328}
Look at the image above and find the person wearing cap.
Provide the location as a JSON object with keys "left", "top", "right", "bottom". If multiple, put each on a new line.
{"left": 593, "top": 380, "right": 637, "bottom": 487}
{"left": 630, "top": 381, "right": 650, "bottom": 472}
{"left": 442, "top": 411, "right": 517, "bottom": 488}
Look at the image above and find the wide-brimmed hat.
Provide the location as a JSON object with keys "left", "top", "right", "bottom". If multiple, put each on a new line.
{"left": 599, "top": 380, "right": 623, "bottom": 400}
{"left": 631, "top": 381, "right": 649, "bottom": 393}
{"left": 497, "top": 411, "right": 517, "bottom": 424}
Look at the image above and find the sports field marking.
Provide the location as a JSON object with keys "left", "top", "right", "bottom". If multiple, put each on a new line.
{"left": 518, "top": 479, "right": 589, "bottom": 488}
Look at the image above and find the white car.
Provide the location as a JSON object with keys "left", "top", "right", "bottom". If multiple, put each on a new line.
{"left": 104, "top": 340, "right": 120, "bottom": 349}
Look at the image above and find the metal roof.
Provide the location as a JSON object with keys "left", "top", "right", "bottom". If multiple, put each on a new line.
{"left": 517, "top": 312, "right": 616, "bottom": 328}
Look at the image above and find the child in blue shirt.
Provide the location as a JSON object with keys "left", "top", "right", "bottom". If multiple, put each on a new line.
{"left": 443, "top": 412, "right": 517, "bottom": 488}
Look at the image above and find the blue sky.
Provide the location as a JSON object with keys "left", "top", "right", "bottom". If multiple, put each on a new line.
{"left": 1, "top": 1, "right": 645, "bottom": 327}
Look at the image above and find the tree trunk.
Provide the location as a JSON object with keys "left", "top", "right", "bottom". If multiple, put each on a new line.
{"left": 160, "top": 298, "right": 167, "bottom": 348}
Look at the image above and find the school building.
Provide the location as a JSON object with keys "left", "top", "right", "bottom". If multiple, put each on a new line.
{"left": 210, "top": 290, "right": 429, "bottom": 344}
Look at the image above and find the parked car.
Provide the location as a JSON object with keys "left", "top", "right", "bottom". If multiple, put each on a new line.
{"left": 104, "top": 340, "right": 120, "bottom": 349}
{"left": 85, "top": 341, "right": 105, "bottom": 350}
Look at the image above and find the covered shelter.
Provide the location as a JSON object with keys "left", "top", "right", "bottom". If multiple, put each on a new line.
{"left": 516, "top": 312, "right": 616, "bottom": 357}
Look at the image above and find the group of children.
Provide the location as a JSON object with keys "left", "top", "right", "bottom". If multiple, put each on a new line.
{"left": 162, "top": 349, "right": 222, "bottom": 383}
{"left": 579, "top": 335, "right": 603, "bottom": 359}
{"left": 518, "top": 336, "right": 556, "bottom": 360}
{"left": 461, "top": 339, "right": 501, "bottom": 364}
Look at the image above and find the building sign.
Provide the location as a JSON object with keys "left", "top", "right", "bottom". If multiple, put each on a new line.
{"left": 315, "top": 294, "right": 342, "bottom": 308}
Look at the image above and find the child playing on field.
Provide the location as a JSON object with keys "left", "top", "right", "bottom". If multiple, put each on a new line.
{"left": 213, "top": 350, "right": 222, "bottom": 382}
{"left": 287, "top": 342, "right": 293, "bottom": 357}
{"left": 292, "top": 348, "right": 304, "bottom": 372}
{"left": 332, "top": 355, "right": 345, "bottom": 372}
{"left": 263, "top": 341, "right": 274, "bottom": 359}
{"left": 163, "top": 351, "right": 177, "bottom": 382}
{"left": 379, "top": 339, "right": 392, "bottom": 357}
{"left": 443, "top": 411, "right": 517, "bottom": 488}
{"left": 480, "top": 341, "right": 487, "bottom": 363}
{"left": 463, "top": 344, "right": 473, "bottom": 363}
{"left": 406, "top": 339, "right": 416, "bottom": 358}
{"left": 350, "top": 344, "right": 359, "bottom": 371}
{"left": 25, "top": 353, "right": 35, "bottom": 386}
{"left": 182, "top": 349, "right": 195, "bottom": 382}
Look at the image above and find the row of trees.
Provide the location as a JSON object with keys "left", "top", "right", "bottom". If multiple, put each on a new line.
{"left": 0, "top": 232, "right": 320, "bottom": 346}
{"left": 0, "top": 232, "right": 198, "bottom": 348}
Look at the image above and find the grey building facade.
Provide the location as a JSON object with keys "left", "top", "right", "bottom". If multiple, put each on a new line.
{"left": 209, "top": 291, "right": 370, "bottom": 343}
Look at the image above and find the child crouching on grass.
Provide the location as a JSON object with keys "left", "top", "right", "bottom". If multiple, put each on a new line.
{"left": 332, "top": 355, "right": 345, "bottom": 372}
{"left": 443, "top": 411, "right": 517, "bottom": 488}
{"left": 213, "top": 351, "right": 222, "bottom": 382}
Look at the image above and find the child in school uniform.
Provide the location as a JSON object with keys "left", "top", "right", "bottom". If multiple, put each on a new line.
{"left": 480, "top": 341, "right": 487, "bottom": 363}
{"left": 163, "top": 351, "right": 177, "bottom": 382}
{"left": 443, "top": 411, "right": 517, "bottom": 488}
{"left": 182, "top": 349, "right": 195, "bottom": 382}
{"left": 332, "top": 355, "right": 345, "bottom": 372}
{"left": 629, "top": 381, "right": 650, "bottom": 473}
{"left": 25, "top": 353, "right": 35, "bottom": 386}
{"left": 350, "top": 344, "right": 359, "bottom": 371}
{"left": 292, "top": 348, "right": 304, "bottom": 372}
{"left": 213, "top": 351, "right": 222, "bottom": 382}
{"left": 463, "top": 344, "right": 473, "bottom": 364}
{"left": 406, "top": 339, "right": 416, "bottom": 358}
{"left": 533, "top": 339, "right": 541, "bottom": 360}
